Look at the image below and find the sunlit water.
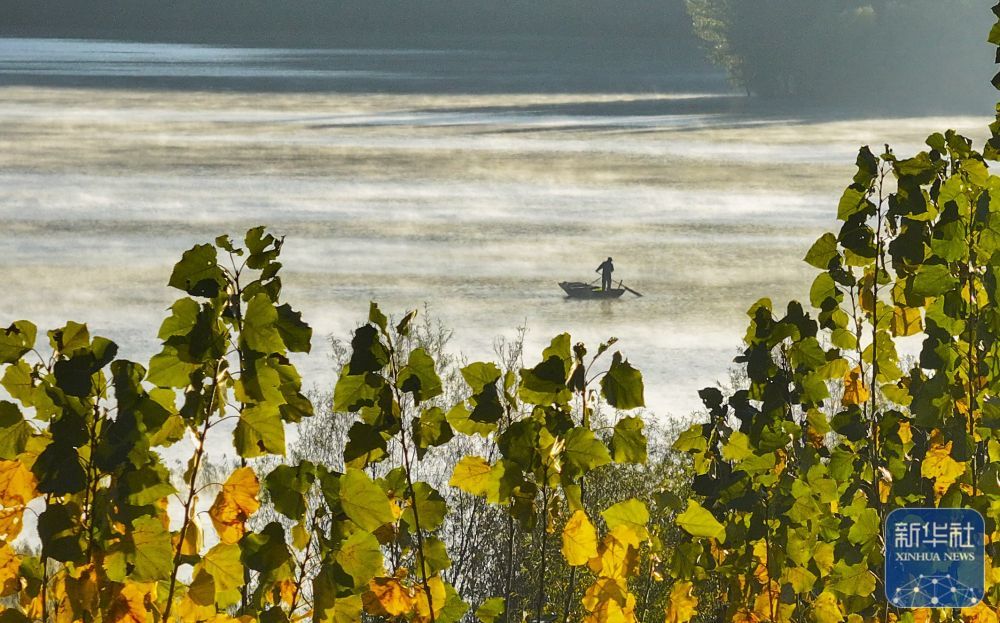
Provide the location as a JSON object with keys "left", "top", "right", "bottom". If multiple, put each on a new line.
{"left": 0, "top": 37, "right": 991, "bottom": 430}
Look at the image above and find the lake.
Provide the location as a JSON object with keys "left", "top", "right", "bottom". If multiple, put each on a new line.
{"left": 0, "top": 37, "right": 989, "bottom": 425}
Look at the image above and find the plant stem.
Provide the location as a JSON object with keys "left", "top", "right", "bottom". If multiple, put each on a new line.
{"left": 535, "top": 484, "right": 549, "bottom": 623}
{"left": 162, "top": 363, "right": 222, "bottom": 622}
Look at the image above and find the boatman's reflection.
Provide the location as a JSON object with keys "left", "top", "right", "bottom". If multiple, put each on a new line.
{"left": 595, "top": 257, "right": 614, "bottom": 291}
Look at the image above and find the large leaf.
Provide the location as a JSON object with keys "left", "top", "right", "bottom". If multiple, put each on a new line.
{"left": 398, "top": 347, "right": 443, "bottom": 404}
{"left": 336, "top": 530, "right": 384, "bottom": 588}
{"left": 562, "top": 428, "right": 611, "bottom": 479}
{"left": 610, "top": 416, "right": 647, "bottom": 463}
{"left": 129, "top": 516, "right": 173, "bottom": 581}
{"left": 676, "top": 499, "right": 725, "bottom": 542}
{"left": 242, "top": 294, "right": 285, "bottom": 354}
{"left": 600, "top": 352, "right": 645, "bottom": 409}
{"left": 0, "top": 321, "right": 36, "bottom": 364}
{"left": 209, "top": 466, "right": 261, "bottom": 545}
{"left": 234, "top": 403, "right": 286, "bottom": 458}
{"left": 168, "top": 243, "right": 226, "bottom": 297}
{"left": 340, "top": 468, "right": 394, "bottom": 531}
{"left": 561, "top": 510, "right": 598, "bottom": 566}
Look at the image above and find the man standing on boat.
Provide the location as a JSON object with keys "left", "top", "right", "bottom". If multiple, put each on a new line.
{"left": 595, "top": 257, "right": 614, "bottom": 291}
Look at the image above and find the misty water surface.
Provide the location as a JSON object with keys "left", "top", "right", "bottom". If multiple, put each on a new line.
{"left": 0, "top": 37, "right": 991, "bottom": 431}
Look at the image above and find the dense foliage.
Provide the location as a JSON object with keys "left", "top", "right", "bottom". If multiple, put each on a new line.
{"left": 0, "top": 229, "right": 680, "bottom": 622}
{"left": 665, "top": 17, "right": 1000, "bottom": 619}
{"left": 7, "top": 7, "right": 1000, "bottom": 623}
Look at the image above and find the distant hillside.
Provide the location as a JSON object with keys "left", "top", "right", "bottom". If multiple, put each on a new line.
{"left": 2, "top": 0, "right": 699, "bottom": 47}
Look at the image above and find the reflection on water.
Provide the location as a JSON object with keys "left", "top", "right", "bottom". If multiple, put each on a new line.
{"left": 0, "top": 37, "right": 990, "bottom": 422}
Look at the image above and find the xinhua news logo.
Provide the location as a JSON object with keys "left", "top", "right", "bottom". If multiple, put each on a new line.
{"left": 885, "top": 508, "right": 985, "bottom": 609}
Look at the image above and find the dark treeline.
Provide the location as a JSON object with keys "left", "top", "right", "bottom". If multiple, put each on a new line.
{"left": 2, "top": 0, "right": 995, "bottom": 110}
{"left": 2, "top": 0, "right": 697, "bottom": 46}
{"left": 687, "top": 0, "right": 994, "bottom": 108}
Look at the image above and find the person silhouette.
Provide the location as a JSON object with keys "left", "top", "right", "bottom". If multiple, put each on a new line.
{"left": 595, "top": 257, "right": 614, "bottom": 291}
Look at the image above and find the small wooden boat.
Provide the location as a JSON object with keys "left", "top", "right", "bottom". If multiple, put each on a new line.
{"left": 559, "top": 281, "right": 626, "bottom": 299}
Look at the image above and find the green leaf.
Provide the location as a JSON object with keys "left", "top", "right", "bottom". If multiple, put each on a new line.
{"left": 33, "top": 442, "right": 86, "bottom": 495}
{"left": 398, "top": 347, "right": 443, "bottom": 404}
{"left": 438, "top": 582, "right": 471, "bottom": 623}
{"left": 829, "top": 561, "right": 876, "bottom": 596}
{"left": 847, "top": 507, "right": 880, "bottom": 546}
{"left": 402, "top": 481, "right": 447, "bottom": 531}
{"left": 476, "top": 597, "right": 506, "bottom": 623}
{"left": 265, "top": 461, "right": 316, "bottom": 520}
{"left": 450, "top": 456, "right": 494, "bottom": 497}
{"left": 676, "top": 499, "right": 725, "bottom": 542}
{"left": 243, "top": 294, "right": 285, "bottom": 354}
{"left": 837, "top": 187, "right": 868, "bottom": 220}
{"left": 37, "top": 502, "right": 84, "bottom": 563}
{"left": 343, "top": 422, "right": 388, "bottom": 468}
{"left": 130, "top": 516, "right": 174, "bottom": 581}
{"left": 333, "top": 368, "right": 379, "bottom": 413}
{"left": 348, "top": 325, "right": 389, "bottom": 375}
{"left": 146, "top": 346, "right": 199, "bottom": 388}
{"left": 419, "top": 536, "right": 452, "bottom": 575}
{"left": 241, "top": 522, "right": 292, "bottom": 573}
{"left": 234, "top": 403, "right": 286, "bottom": 458}
{"left": 122, "top": 463, "right": 176, "bottom": 507}
{"left": 809, "top": 273, "right": 838, "bottom": 308}
{"left": 461, "top": 362, "right": 502, "bottom": 393}
{"left": 0, "top": 402, "right": 31, "bottom": 459}
{"left": 340, "top": 468, "right": 394, "bottom": 531}
{"left": 562, "top": 427, "right": 611, "bottom": 479}
{"left": 0, "top": 321, "right": 36, "bottom": 364}
{"left": 804, "top": 233, "right": 839, "bottom": 269}
{"left": 469, "top": 381, "right": 503, "bottom": 424}
{"left": 518, "top": 356, "right": 571, "bottom": 405}
{"left": 911, "top": 264, "right": 958, "bottom": 297}
{"left": 600, "top": 352, "right": 645, "bottom": 409}
{"left": 601, "top": 498, "right": 650, "bottom": 540}
{"left": 335, "top": 530, "right": 384, "bottom": 588}
{"left": 413, "top": 406, "right": 454, "bottom": 458}
{"left": 610, "top": 416, "right": 647, "bottom": 463}
{"left": 168, "top": 243, "right": 226, "bottom": 297}
{"left": 445, "top": 402, "right": 495, "bottom": 437}
{"left": 275, "top": 303, "right": 312, "bottom": 353}
{"left": 202, "top": 543, "right": 244, "bottom": 599}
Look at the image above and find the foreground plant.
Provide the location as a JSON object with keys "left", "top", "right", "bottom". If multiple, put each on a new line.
{"left": 665, "top": 131, "right": 1000, "bottom": 622}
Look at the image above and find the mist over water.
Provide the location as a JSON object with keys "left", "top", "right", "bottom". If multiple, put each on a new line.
{"left": 0, "top": 37, "right": 991, "bottom": 424}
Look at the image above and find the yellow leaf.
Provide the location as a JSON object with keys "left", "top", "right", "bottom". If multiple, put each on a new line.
{"left": 364, "top": 577, "right": 415, "bottom": 617}
{"left": 752, "top": 540, "right": 769, "bottom": 585}
{"left": 448, "top": 456, "right": 493, "bottom": 495}
{"left": 962, "top": 601, "right": 999, "bottom": 623}
{"left": 664, "top": 581, "right": 698, "bottom": 623}
{"left": 173, "top": 592, "right": 216, "bottom": 622}
{"left": 813, "top": 542, "right": 835, "bottom": 577}
{"left": 209, "top": 467, "right": 260, "bottom": 544}
{"left": 109, "top": 581, "right": 157, "bottom": 623}
{"left": 812, "top": 591, "right": 843, "bottom": 623}
{"left": 842, "top": 367, "right": 869, "bottom": 406}
{"left": 413, "top": 575, "right": 447, "bottom": 623}
{"left": 0, "top": 459, "right": 37, "bottom": 540}
{"left": 732, "top": 610, "right": 760, "bottom": 623}
{"left": 277, "top": 578, "right": 298, "bottom": 606}
{"left": 178, "top": 515, "right": 202, "bottom": 556}
{"left": 582, "top": 577, "right": 628, "bottom": 613}
{"left": 921, "top": 434, "right": 966, "bottom": 500}
{"left": 588, "top": 528, "right": 639, "bottom": 580}
{"left": 562, "top": 510, "right": 599, "bottom": 566}
{"left": 898, "top": 421, "right": 912, "bottom": 444}
{"left": 891, "top": 306, "right": 922, "bottom": 337}
{"left": 0, "top": 542, "right": 19, "bottom": 597}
